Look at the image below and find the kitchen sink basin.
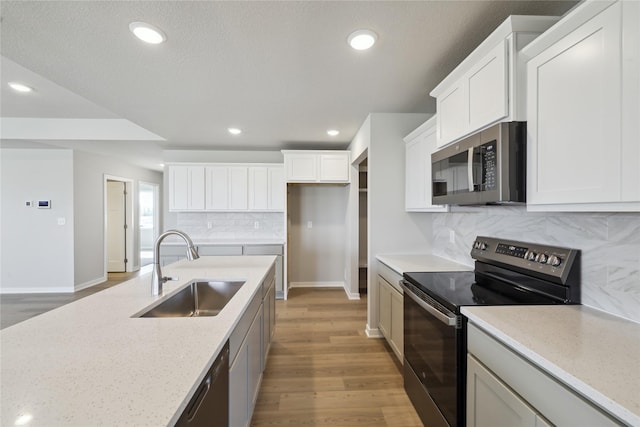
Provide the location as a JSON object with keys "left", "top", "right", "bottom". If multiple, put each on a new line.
{"left": 136, "top": 280, "right": 245, "bottom": 318}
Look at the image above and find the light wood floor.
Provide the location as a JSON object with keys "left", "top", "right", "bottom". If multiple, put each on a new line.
{"left": 0, "top": 269, "right": 147, "bottom": 329}
{"left": 251, "top": 288, "right": 422, "bottom": 427}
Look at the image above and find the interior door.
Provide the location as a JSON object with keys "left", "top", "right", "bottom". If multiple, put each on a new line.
{"left": 107, "top": 181, "right": 126, "bottom": 272}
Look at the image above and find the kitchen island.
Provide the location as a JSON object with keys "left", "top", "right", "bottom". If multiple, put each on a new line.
{"left": 0, "top": 255, "right": 276, "bottom": 426}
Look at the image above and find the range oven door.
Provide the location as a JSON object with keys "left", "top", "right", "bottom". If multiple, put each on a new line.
{"left": 403, "top": 281, "right": 463, "bottom": 427}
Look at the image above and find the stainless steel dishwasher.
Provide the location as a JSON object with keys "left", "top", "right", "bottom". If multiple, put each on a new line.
{"left": 175, "top": 341, "right": 229, "bottom": 427}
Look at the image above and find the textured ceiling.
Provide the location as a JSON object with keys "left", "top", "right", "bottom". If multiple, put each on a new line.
{"left": 0, "top": 1, "right": 578, "bottom": 171}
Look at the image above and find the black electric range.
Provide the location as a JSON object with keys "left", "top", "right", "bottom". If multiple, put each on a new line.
{"left": 401, "top": 236, "right": 581, "bottom": 427}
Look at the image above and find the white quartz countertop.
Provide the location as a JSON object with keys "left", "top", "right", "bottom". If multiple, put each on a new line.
{"left": 376, "top": 254, "right": 472, "bottom": 274}
{"left": 0, "top": 255, "right": 276, "bottom": 426}
{"left": 462, "top": 305, "right": 640, "bottom": 426}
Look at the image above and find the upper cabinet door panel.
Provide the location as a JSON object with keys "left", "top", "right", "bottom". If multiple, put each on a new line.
{"left": 286, "top": 154, "right": 317, "bottom": 182}
{"left": 268, "top": 167, "right": 285, "bottom": 210}
{"left": 249, "top": 167, "right": 269, "bottom": 210}
{"left": 319, "top": 153, "right": 350, "bottom": 182}
{"left": 527, "top": 2, "right": 625, "bottom": 206}
{"left": 437, "top": 83, "right": 468, "bottom": 147}
{"left": 169, "top": 166, "right": 189, "bottom": 211}
{"left": 283, "top": 151, "right": 350, "bottom": 183}
{"left": 206, "top": 166, "right": 230, "bottom": 210}
{"left": 229, "top": 167, "right": 248, "bottom": 210}
{"left": 468, "top": 40, "right": 508, "bottom": 130}
{"left": 188, "top": 167, "right": 206, "bottom": 210}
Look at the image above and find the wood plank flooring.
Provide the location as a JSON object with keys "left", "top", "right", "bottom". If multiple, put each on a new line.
{"left": 0, "top": 269, "right": 146, "bottom": 329}
{"left": 251, "top": 288, "right": 422, "bottom": 427}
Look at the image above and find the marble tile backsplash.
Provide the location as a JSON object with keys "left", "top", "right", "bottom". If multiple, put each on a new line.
{"left": 432, "top": 206, "right": 640, "bottom": 323}
{"left": 174, "top": 212, "right": 285, "bottom": 241}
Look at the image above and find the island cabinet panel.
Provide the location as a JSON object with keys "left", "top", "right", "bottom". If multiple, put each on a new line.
{"left": 525, "top": 0, "right": 640, "bottom": 211}
{"left": 467, "top": 323, "right": 621, "bottom": 427}
{"left": 228, "top": 264, "right": 275, "bottom": 427}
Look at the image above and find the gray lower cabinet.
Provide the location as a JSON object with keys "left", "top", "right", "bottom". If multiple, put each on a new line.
{"left": 377, "top": 261, "right": 404, "bottom": 362}
{"left": 228, "top": 265, "right": 276, "bottom": 427}
{"left": 467, "top": 323, "right": 621, "bottom": 427}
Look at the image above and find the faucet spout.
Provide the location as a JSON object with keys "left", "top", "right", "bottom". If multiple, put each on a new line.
{"left": 151, "top": 230, "right": 200, "bottom": 296}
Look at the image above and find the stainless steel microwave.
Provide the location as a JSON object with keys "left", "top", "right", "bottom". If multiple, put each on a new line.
{"left": 431, "top": 122, "right": 526, "bottom": 205}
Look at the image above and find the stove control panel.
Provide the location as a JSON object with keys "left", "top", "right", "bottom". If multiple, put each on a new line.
{"left": 471, "top": 236, "right": 580, "bottom": 284}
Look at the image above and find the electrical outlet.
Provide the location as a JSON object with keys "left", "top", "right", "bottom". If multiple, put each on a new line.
{"left": 207, "top": 221, "right": 212, "bottom": 229}
{"left": 449, "top": 230, "right": 456, "bottom": 243}
{"left": 254, "top": 221, "right": 260, "bottom": 229}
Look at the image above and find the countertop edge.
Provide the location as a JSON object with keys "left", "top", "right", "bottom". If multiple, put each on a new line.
{"left": 376, "top": 253, "right": 472, "bottom": 275}
{"left": 462, "top": 308, "right": 640, "bottom": 426}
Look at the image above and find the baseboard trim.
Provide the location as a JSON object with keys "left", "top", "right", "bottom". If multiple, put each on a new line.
{"left": 289, "top": 281, "right": 345, "bottom": 288}
{"left": 366, "top": 324, "right": 384, "bottom": 338}
{"left": 1, "top": 286, "right": 74, "bottom": 294}
{"left": 75, "top": 276, "right": 107, "bottom": 292}
{"left": 344, "top": 287, "right": 361, "bottom": 300}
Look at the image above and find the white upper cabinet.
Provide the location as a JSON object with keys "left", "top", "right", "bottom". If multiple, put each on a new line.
{"left": 168, "top": 163, "right": 284, "bottom": 212}
{"left": 431, "top": 16, "right": 559, "bottom": 148}
{"left": 248, "top": 166, "right": 285, "bottom": 211}
{"left": 524, "top": 0, "right": 639, "bottom": 211}
{"left": 205, "top": 166, "right": 248, "bottom": 211}
{"left": 404, "top": 115, "right": 448, "bottom": 212}
{"left": 168, "top": 165, "right": 205, "bottom": 211}
{"left": 282, "top": 150, "right": 350, "bottom": 183}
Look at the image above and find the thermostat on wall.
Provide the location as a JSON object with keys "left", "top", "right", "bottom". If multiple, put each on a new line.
{"left": 37, "top": 200, "right": 51, "bottom": 209}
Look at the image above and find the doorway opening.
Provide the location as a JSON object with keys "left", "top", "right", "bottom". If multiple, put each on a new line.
{"left": 104, "top": 175, "right": 134, "bottom": 274}
{"left": 139, "top": 181, "right": 159, "bottom": 268}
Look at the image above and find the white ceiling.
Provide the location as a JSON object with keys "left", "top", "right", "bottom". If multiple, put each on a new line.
{"left": 0, "top": 0, "right": 577, "bottom": 171}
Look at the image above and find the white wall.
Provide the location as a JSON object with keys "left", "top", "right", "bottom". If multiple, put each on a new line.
{"left": 1, "top": 149, "right": 75, "bottom": 292}
{"left": 73, "top": 150, "right": 162, "bottom": 289}
{"left": 348, "top": 113, "right": 434, "bottom": 335}
{"left": 287, "top": 184, "right": 349, "bottom": 285}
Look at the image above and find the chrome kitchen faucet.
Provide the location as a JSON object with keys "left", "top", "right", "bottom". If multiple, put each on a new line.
{"left": 151, "top": 230, "right": 200, "bottom": 295}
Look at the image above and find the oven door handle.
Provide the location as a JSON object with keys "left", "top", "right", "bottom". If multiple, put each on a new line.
{"left": 402, "top": 283, "right": 458, "bottom": 327}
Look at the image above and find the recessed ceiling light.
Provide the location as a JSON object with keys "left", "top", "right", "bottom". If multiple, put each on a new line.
{"left": 228, "top": 128, "right": 242, "bottom": 135}
{"left": 347, "top": 30, "right": 377, "bottom": 50}
{"left": 8, "top": 82, "right": 33, "bottom": 93}
{"left": 129, "top": 22, "right": 167, "bottom": 44}
{"left": 327, "top": 129, "right": 340, "bottom": 137}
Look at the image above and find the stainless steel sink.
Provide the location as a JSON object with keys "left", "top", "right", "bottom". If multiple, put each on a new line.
{"left": 136, "top": 280, "right": 245, "bottom": 318}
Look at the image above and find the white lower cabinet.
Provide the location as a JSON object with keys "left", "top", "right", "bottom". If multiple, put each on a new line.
{"left": 377, "top": 261, "right": 404, "bottom": 362}
{"left": 467, "top": 354, "right": 551, "bottom": 427}
{"left": 467, "top": 323, "right": 621, "bottom": 427}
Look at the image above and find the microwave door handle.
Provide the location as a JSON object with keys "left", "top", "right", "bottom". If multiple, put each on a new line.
{"left": 468, "top": 148, "right": 475, "bottom": 192}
